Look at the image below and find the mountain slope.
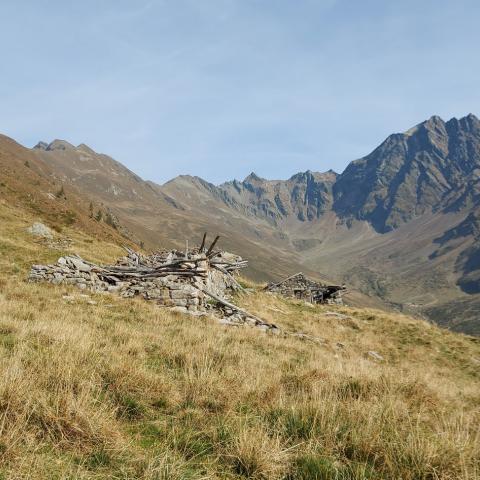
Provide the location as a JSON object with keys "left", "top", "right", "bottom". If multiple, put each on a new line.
{"left": 0, "top": 135, "right": 134, "bottom": 245}
{"left": 0, "top": 198, "right": 479, "bottom": 479}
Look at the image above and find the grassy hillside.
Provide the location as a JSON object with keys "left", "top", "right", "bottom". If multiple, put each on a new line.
{"left": 0, "top": 201, "right": 479, "bottom": 479}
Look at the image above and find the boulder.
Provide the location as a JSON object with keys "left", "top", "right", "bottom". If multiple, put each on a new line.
{"left": 66, "top": 257, "right": 92, "bottom": 272}
{"left": 27, "top": 222, "right": 53, "bottom": 239}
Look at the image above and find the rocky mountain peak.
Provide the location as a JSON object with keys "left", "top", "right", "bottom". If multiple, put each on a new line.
{"left": 34, "top": 141, "right": 49, "bottom": 150}
{"left": 243, "top": 172, "right": 264, "bottom": 184}
{"left": 333, "top": 114, "right": 480, "bottom": 232}
{"left": 76, "top": 143, "right": 97, "bottom": 155}
{"left": 46, "top": 139, "right": 75, "bottom": 151}
{"left": 465, "top": 112, "right": 479, "bottom": 123}
{"left": 289, "top": 170, "right": 314, "bottom": 182}
{"left": 459, "top": 113, "right": 480, "bottom": 132}
{"left": 424, "top": 114, "right": 445, "bottom": 128}
{"left": 289, "top": 170, "right": 338, "bottom": 184}
{"left": 403, "top": 115, "right": 446, "bottom": 138}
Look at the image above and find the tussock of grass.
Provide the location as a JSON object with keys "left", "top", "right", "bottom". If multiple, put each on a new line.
{"left": 0, "top": 202, "right": 479, "bottom": 479}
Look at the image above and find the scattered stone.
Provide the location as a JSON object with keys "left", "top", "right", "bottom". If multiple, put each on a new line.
{"left": 46, "top": 237, "right": 73, "bottom": 250}
{"left": 324, "top": 311, "right": 353, "bottom": 320}
{"left": 288, "top": 332, "right": 326, "bottom": 344}
{"left": 219, "top": 318, "right": 241, "bottom": 326}
{"left": 367, "top": 351, "right": 384, "bottom": 362}
{"left": 256, "top": 324, "right": 270, "bottom": 332}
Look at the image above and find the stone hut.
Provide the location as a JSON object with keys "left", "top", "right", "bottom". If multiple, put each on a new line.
{"left": 29, "top": 243, "right": 247, "bottom": 315}
{"left": 265, "top": 272, "right": 345, "bottom": 305}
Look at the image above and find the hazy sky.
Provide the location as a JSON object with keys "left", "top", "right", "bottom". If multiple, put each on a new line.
{"left": 0, "top": 0, "right": 479, "bottom": 184}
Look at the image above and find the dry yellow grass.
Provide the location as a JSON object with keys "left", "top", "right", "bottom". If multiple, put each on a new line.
{"left": 0, "top": 201, "right": 479, "bottom": 479}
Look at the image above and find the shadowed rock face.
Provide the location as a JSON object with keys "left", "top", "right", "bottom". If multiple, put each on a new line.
{"left": 333, "top": 114, "right": 480, "bottom": 233}
{"left": 219, "top": 170, "right": 338, "bottom": 224}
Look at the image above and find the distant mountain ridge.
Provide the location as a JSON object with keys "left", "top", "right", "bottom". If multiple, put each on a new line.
{"left": 158, "top": 114, "right": 480, "bottom": 234}
{"left": 181, "top": 114, "right": 479, "bottom": 231}
{"left": 1, "top": 113, "right": 479, "bottom": 334}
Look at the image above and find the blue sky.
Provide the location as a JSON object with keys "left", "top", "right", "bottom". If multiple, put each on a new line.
{"left": 0, "top": 0, "right": 479, "bottom": 184}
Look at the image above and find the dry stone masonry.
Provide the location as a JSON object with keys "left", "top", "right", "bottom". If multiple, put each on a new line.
{"left": 266, "top": 272, "right": 346, "bottom": 305}
{"left": 29, "top": 246, "right": 246, "bottom": 314}
{"left": 29, "top": 235, "right": 280, "bottom": 332}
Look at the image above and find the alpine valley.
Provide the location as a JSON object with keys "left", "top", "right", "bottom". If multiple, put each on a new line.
{"left": 2, "top": 114, "right": 479, "bottom": 334}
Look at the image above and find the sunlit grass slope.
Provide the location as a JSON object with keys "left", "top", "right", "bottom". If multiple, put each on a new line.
{"left": 0, "top": 201, "right": 479, "bottom": 479}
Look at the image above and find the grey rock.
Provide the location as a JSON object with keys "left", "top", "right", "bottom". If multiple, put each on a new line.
{"left": 324, "top": 311, "right": 353, "bottom": 320}
{"left": 107, "top": 285, "right": 122, "bottom": 293}
{"left": 27, "top": 222, "right": 53, "bottom": 239}
{"left": 256, "top": 324, "right": 270, "bottom": 331}
{"left": 171, "top": 290, "right": 189, "bottom": 299}
{"left": 218, "top": 318, "right": 240, "bottom": 326}
{"left": 66, "top": 257, "right": 92, "bottom": 272}
{"left": 172, "top": 299, "right": 187, "bottom": 307}
{"left": 367, "top": 351, "right": 384, "bottom": 362}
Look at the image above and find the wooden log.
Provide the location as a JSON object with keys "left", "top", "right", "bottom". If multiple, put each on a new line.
{"left": 212, "top": 264, "right": 244, "bottom": 291}
{"left": 198, "top": 287, "right": 277, "bottom": 329}
{"left": 199, "top": 232, "right": 207, "bottom": 252}
{"left": 205, "top": 235, "right": 220, "bottom": 257}
{"left": 151, "top": 259, "right": 203, "bottom": 270}
{"left": 265, "top": 272, "right": 303, "bottom": 290}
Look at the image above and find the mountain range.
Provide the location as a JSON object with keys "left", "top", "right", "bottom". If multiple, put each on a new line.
{"left": 1, "top": 114, "right": 479, "bottom": 334}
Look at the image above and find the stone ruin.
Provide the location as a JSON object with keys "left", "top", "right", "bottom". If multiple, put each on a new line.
{"left": 28, "top": 235, "right": 280, "bottom": 332}
{"left": 265, "top": 272, "right": 346, "bottom": 305}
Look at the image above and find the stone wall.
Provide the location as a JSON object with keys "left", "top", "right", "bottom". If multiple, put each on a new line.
{"left": 29, "top": 252, "right": 242, "bottom": 314}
